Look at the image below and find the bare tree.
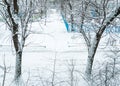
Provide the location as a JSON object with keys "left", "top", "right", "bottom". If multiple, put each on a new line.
{"left": 0, "top": 0, "right": 35, "bottom": 83}
{"left": 90, "top": 47, "right": 120, "bottom": 86}
{"left": 82, "top": 2, "right": 120, "bottom": 79}
{"left": 60, "top": 0, "right": 120, "bottom": 79}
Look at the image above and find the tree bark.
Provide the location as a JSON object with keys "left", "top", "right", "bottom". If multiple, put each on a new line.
{"left": 13, "top": 0, "right": 19, "bottom": 14}
{"left": 85, "top": 34, "right": 100, "bottom": 78}
{"left": 67, "top": 0, "right": 74, "bottom": 31}
{"left": 15, "top": 51, "right": 22, "bottom": 81}
{"left": 12, "top": 22, "right": 22, "bottom": 81}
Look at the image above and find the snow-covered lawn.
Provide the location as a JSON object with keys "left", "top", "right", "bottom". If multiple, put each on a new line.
{"left": 0, "top": 9, "right": 120, "bottom": 86}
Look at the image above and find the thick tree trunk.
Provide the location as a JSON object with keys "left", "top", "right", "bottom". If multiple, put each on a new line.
{"left": 85, "top": 54, "right": 94, "bottom": 78}
{"left": 3, "top": 0, "right": 22, "bottom": 81}
{"left": 12, "top": 21, "right": 22, "bottom": 81}
{"left": 85, "top": 48, "right": 96, "bottom": 79}
{"left": 15, "top": 51, "right": 22, "bottom": 81}
{"left": 85, "top": 34, "right": 100, "bottom": 79}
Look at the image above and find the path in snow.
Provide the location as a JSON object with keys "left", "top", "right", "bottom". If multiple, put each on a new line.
{"left": 22, "top": 8, "right": 88, "bottom": 71}
{"left": 22, "top": 9, "right": 88, "bottom": 86}
{"left": 25, "top": 9, "right": 87, "bottom": 52}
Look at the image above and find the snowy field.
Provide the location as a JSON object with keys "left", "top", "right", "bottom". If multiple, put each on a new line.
{"left": 0, "top": 9, "right": 120, "bottom": 86}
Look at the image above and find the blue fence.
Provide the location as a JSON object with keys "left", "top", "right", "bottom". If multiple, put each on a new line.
{"left": 61, "top": 15, "right": 120, "bottom": 33}
{"left": 82, "top": 25, "right": 120, "bottom": 33}
{"left": 61, "top": 14, "right": 69, "bottom": 32}
{"left": 105, "top": 26, "right": 120, "bottom": 33}
{"left": 62, "top": 14, "right": 79, "bottom": 32}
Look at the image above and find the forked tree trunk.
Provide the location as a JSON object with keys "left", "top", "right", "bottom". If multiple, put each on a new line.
{"left": 85, "top": 34, "right": 100, "bottom": 79}
{"left": 85, "top": 6, "right": 120, "bottom": 79}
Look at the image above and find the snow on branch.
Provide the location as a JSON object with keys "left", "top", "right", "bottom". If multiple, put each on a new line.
{"left": 98, "top": 6, "right": 120, "bottom": 34}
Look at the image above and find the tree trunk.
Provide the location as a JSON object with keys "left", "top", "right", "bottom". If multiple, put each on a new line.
{"left": 12, "top": 22, "right": 22, "bottom": 81}
{"left": 85, "top": 49, "right": 96, "bottom": 79}
{"left": 85, "top": 34, "right": 100, "bottom": 79}
{"left": 15, "top": 51, "right": 22, "bottom": 81}
{"left": 4, "top": 0, "right": 22, "bottom": 81}
{"left": 71, "top": 14, "right": 74, "bottom": 31}
{"left": 13, "top": 0, "right": 19, "bottom": 14}
{"left": 67, "top": 0, "right": 74, "bottom": 31}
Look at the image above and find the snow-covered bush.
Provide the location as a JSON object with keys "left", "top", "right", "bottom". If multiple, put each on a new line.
{"left": 91, "top": 47, "right": 120, "bottom": 86}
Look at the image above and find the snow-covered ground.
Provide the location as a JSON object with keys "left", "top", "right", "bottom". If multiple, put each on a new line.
{"left": 0, "top": 9, "right": 120, "bottom": 86}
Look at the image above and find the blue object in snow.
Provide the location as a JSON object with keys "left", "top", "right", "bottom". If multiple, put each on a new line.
{"left": 61, "top": 14, "right": 69, "bottom": 32}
